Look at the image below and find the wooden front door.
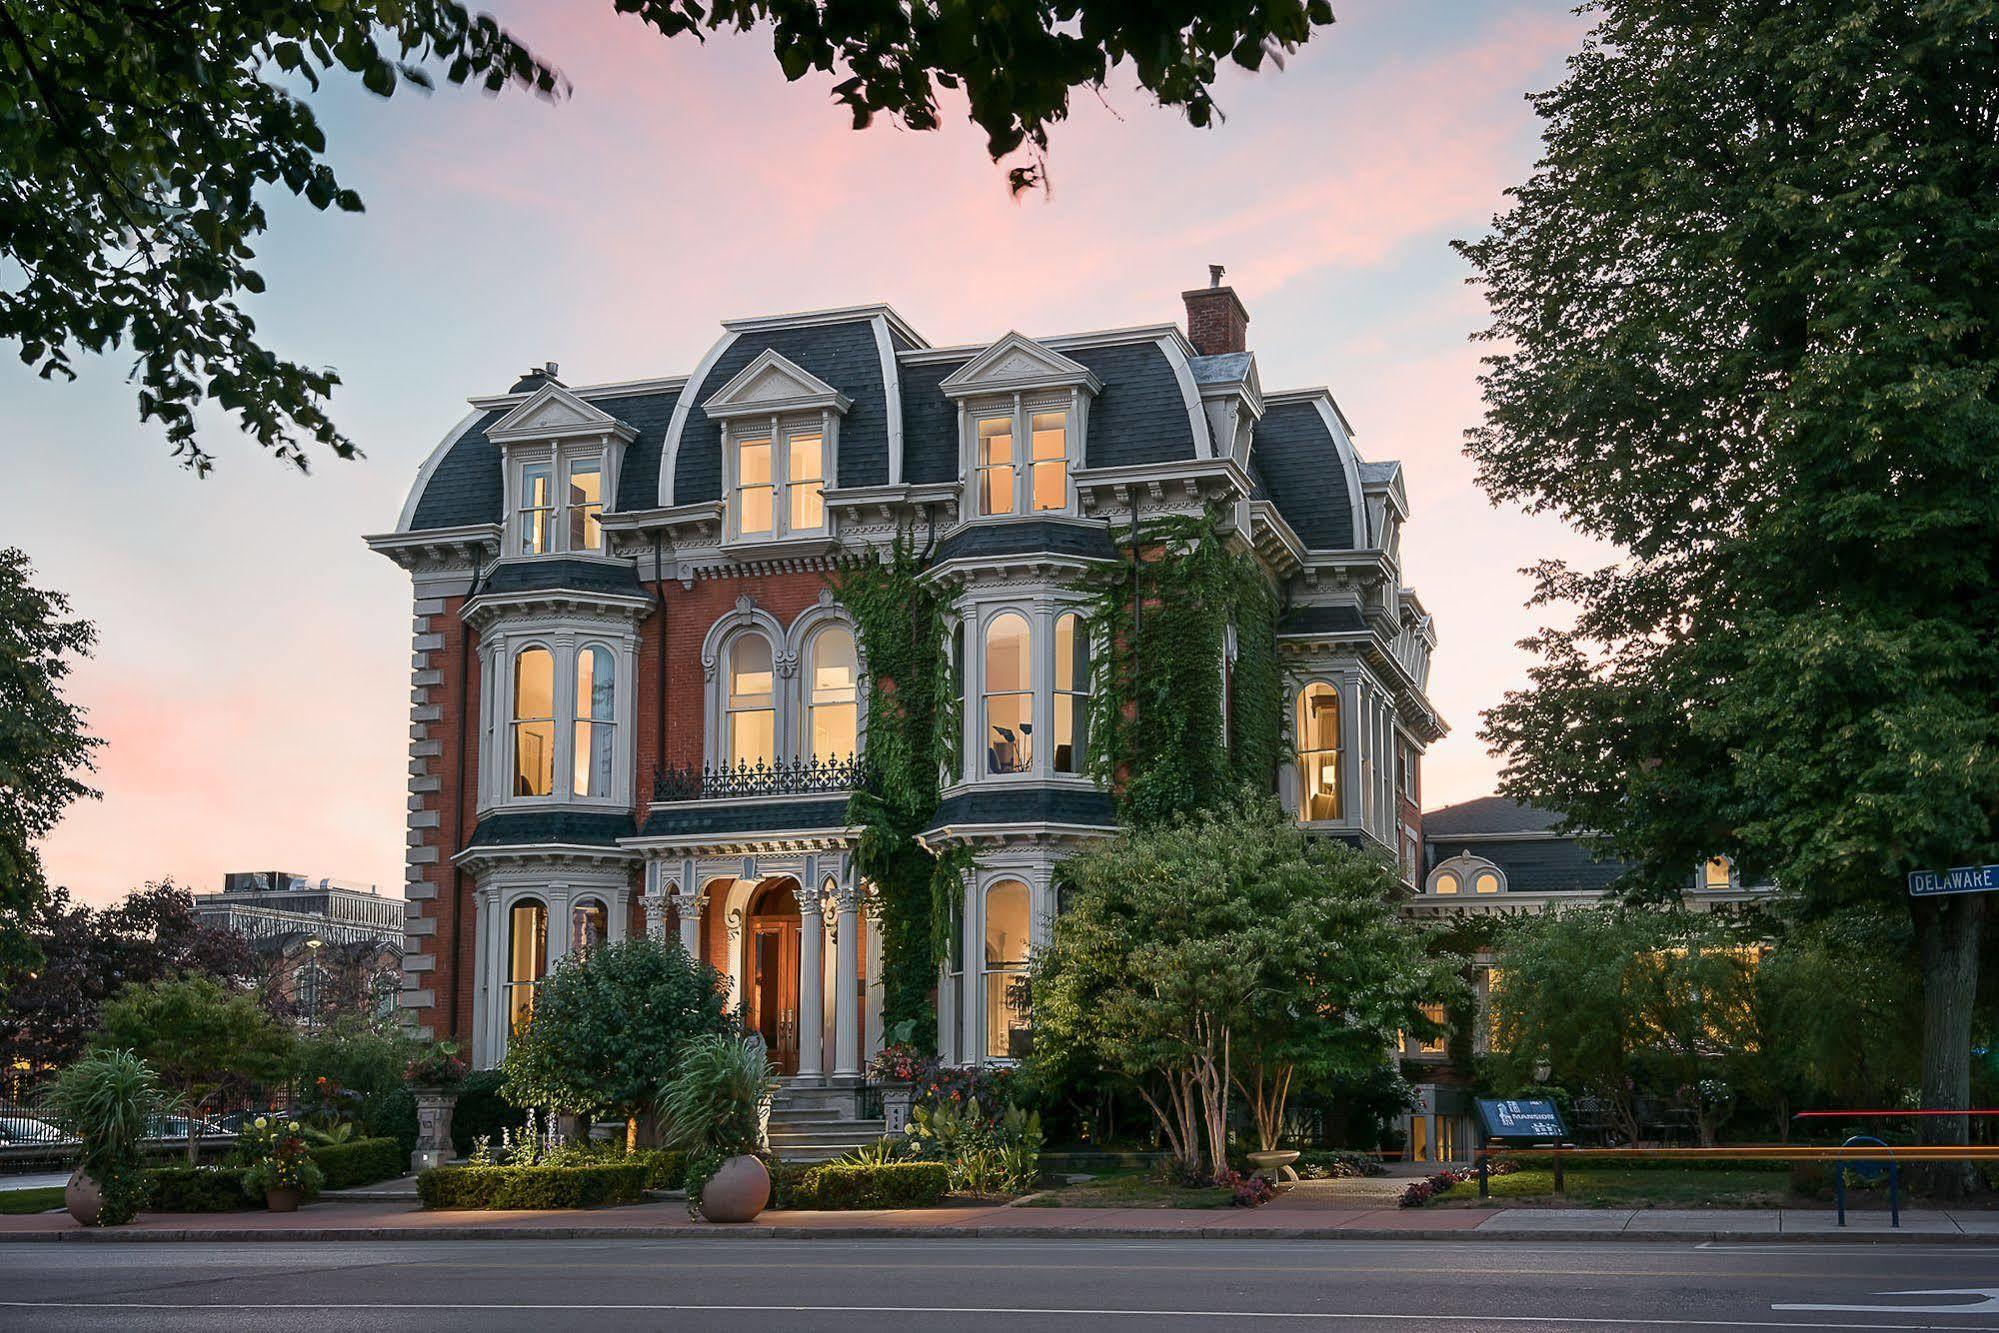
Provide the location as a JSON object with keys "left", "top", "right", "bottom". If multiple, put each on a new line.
{"left": 745, "top": 882, "right": 801, "bottom": 1075}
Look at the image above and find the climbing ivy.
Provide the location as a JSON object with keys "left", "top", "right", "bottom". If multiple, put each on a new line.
{"left": 1078, "top": 511, "right": 1284, "bottom": 827}
{"left": 833, "top": 532, "right": 955, "bottom": 1051}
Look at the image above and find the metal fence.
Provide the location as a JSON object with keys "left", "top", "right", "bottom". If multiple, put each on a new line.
{"left": 0, "top": 1089, "right": 296, "bottom": 1176}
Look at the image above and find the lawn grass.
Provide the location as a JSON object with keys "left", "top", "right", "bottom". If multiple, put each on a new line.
{"left": 1017, "top": 1169, "right": 1232, "bottom": 1209}
{"left": 0, "top": 1187, "right": 66, "bottom": 1215}
{"left": 1433, "top": 1167, "right": 1791, "bottom": 1209}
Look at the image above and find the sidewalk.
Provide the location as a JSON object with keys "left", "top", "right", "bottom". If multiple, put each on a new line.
{"left": 3, "top": 1190, "right": 1995, "bottom": 1243}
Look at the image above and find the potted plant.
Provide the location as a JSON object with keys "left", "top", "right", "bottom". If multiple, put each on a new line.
{"left": 659, "top": 1032, "right": 777, "bottom": 1223}
{"left": 40, "top": 1049, "right": 163, "bottom": 1227}
{"left": 404, "top": 1041, "right": 469, "bottom": 1172}
{"left": 866, "top": 1035, "right": 932, "bottom": 1135}
{"left": 238, "top": 1116, "right": 324, "bottom": 1212}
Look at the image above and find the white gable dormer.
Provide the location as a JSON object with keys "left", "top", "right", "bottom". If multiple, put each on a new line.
{"left": 942, "top": 333, "right": 1100, "bottom": 521}
{"left": 487, "top": 382, "right": 638, "bottom": 559}
{"left": 702, "top": 349, "right": 849, "bottom": 548}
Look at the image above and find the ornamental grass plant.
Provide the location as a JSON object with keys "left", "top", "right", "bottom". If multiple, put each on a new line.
{"left": 40, "top": 1048, "right": 164, "bottom": 1225}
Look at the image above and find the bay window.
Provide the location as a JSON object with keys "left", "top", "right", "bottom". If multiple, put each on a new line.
{"left": 1297, "top": 682, "right": 1343, "bottom": 821}
{"left": 507, "top": 899, "right": 548, "bottom": 1029}
{"left": 572, "top": 645, "right": 615, "bottom": 798}
{"left": 983, "top": 613, "right": 1033, "bottom": 774}
{"left": 1053, "top": 611, "right": 1089, "bottom": 774}
{"left": 983, "top": 879, "right": 1031, "bottom": 1060}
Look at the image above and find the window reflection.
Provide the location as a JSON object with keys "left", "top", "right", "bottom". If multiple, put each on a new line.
{"left": 513, "top": 648, "right": 556, "bottom": 797}
{"left": 984, "top": 614, "right": 1032, "bottom": 773}
{"left": 1296, "top": 682, "right": 1342, "bottom": 820}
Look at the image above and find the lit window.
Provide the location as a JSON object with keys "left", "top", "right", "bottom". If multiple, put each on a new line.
{"left": 566, "top": 458, "right": 603, "bottom": 552}
{"left": 570, "top": 898, "right": 607, "bottom": 954}
{"left": 983, "top": 879, "right": 1031, "bottom": 1060}
{"left": 1433, "top": 872, "right": 1460, "bottom": 895}
{"left": 735, "top": 437, "right": 774, "bottom": 538}
{"left": 984, "top": 613, "right": 1033, "bottom": 774}
{"left": 1030, "top": 410, "right": 1067, "bottom": 511}
{"left": 788, "top": 431, "right": 826, "bottom": 533}
{"left": 1053, "top": 611, "right": 1090, "bottom": 775}
{"left": 507, "top": 899, "right": 547, "bottom": 1029}
{"left": 1474, "top": 870, "right": 1502, "bottom": 895}
{"left": 949, "top": 622, "right": 966, "bottom": 781}
{"left": 1416, "top": 1001, "right": 1447, "bottom": 1055}
{"left": 1296, "top": 682, "right": 1342, "bottom": 820}
{"left": 519, "top": 464, "right": 555, "bottom": 555}
{"left": 977, "top": 415, "right": 1015, "bottom": 516}
{"left": 572, "top": 645, "right": 615, "bottom": 797}
{"left": 512, "top": 648, "right": 556, "bottom": 797}
{"left": 1704, "top": 857, "right": 1734, "bottom": 890}
{"left": 727, "top": 634, "right": 776, "bottom": 768}
{"left": 808, "top": 626, "right": 858, "bottom": 762}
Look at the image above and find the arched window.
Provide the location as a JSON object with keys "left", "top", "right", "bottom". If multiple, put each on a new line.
{"left": 1296, "top": 682, "right": 1342, "bottom": 821}
{"left": 512, "top": 648, "right": 556, "bottom": 797}
{"left": 507, "top": 898, "right": 548, "bottom": 1029}
{"left": 569, "top": 898, "right": 607, "bottom": 954}
{"left": 572, "top": 645, "right": 615, "bottom": 797}
{"left": 983, "top": 879, "right": 1031, "bottom": 1060}
{"left": 1473, "top": 870, "right": 1502, "bottom": 895}
{"left": 807, "top": 626, "right": 858, "bottom": 762}
{"left": 948, "top": 622, "right": 966, "bottom": 780}
{"left": 1432, "top": 871, "right": 1459, "bottom": 895}
{"left": 983, "top": 613, "right": 1033, "bottom": 774}
{"left": 726, "top": 634, "right": 777, "bottom": 768}
{"left": 1053, "top": 612, "right": 1089, "bottom": 775}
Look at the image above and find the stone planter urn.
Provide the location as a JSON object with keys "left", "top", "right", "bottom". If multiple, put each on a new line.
{"left": 1246, "top": 1149, "right": 1302, "bottom": 1185}
{"left": 264, "top": 1186, "right": 304, "bottom": 1213}
{"left": 411, "top": 1086, "right": 460, "bottom": 1173}
{"left": 698, "top": 1154, "right": 771, "bottom": 1223}
{"left": 64, "top": 1169, "right": 102, "bottom": 1227}
{"left": 880, "top": 1082, "right": 915, "bottom": 1136}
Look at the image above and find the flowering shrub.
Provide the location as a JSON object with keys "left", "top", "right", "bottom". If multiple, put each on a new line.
{"left": 1214, "top": 1168, "right": 1276, "bottom": 1207}
{"left": 467, "top": 1108, "right": 566, "bottom": 1167}
{"left": 404, "top": 1041, "right": 469, "bottom": 1088}
{"left": 867, "top": 1041, "right": 933, "bottom": 1085}
{"left": 912, "top": 1062, "right": 1017, "bottom": 1114}
{"left": 901, "top": 1095, "right": 1042, "bottom": 1196}
{"left": 1295, "top": 1150, "right": 1386, "bottom": 1180}
{"left": 237, "top": 1117, "right": 326, "bottom": 1201}
{"left": 1396, "top": 1161, "right": 1514, "bottom": 1206}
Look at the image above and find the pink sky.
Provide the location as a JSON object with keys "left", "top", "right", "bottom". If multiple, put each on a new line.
{"left": 7, "top": 1, "right": 1602, "bottom": 906}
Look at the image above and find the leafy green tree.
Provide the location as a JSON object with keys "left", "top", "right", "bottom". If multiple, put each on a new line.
{"left": 5, "top": 1, "right": 1335, "bottom": 471}
{"left": 0, "top": 549, "right": 100, "bottom": 977}
{"left": 1455, "top": 0, "right": 1998, "bottom": 1183}
{"left": 291, "top": 1016, "right": 418, "bottom": 1143}
{"left": 93, "top": 974, "right": 293, "bottom": 1163}
{"left": 1032, "top": 799, "right": 1456, "bottom": 1177}
{"left": 500, "top": 937, "right": 731, "bottom": 1150}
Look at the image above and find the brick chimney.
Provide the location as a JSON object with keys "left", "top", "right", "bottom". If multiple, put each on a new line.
{"left": 1182, "top": 264, "right": 1249, "bottom": 356}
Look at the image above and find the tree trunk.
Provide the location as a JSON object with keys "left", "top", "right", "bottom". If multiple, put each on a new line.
{"left": 1911, "top": 892, "right": 1985, "bottom": 1199}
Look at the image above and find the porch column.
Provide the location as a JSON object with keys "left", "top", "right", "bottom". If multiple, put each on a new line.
{"left": 832, "top": 879, "right": 862, "bottom": 1078}
{"left": 674, "top": 884, "right": 704, "bottom": 956}
{"left": 796, "top": 889, "right": 826, "bottom": 1082}
{"left": 470, "top": 888, "right": 492, "bottom": 1068}
{"left": 864, "top": 902, "right": 884, "bottom": 1063}
{"left": 641, "top": 865, "right": 669, "bottom": 943}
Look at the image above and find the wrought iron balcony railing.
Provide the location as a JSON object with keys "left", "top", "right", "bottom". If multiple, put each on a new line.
{"left": 650, "top": 754, "right": 865, "bottom": 803}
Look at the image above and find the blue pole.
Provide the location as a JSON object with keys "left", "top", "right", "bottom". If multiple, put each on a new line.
{"left": 1889, "top": 1160, "right": 1899, "bottom": 1229}
{"left": 1835, "top": 1161, "right": 1846, "bottom": 1227}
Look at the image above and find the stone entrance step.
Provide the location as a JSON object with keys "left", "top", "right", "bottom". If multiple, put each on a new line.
{"left": 767, "top": 1081, "right": 886, "bottom": 1164}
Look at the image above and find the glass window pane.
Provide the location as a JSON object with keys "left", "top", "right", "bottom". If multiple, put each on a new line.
{"left": 730, "top": 636, "right": 774, "bottom": 703}
{"left": 738, "top": 439, "right": 772, "bottom": 485}
{"left": 1055, "top": 694, "right": 1088, "bottom": 775}
{"left": 730, "top": 708, "right": 775, "bottom": 768}
{"left": 978, "top": 416, "right": 1013, "bottom": 465}
{"left": 788, "top": 434, "right": 823, "bottom": 481}
{"left": 737, "top": 439, "right": 773, "bottom": 536}
{"left": 572, "top": 719, "right": 614, "bottom": 797}
{"left": 514, "top": 648, "right": 554, "bottom": 722}
{"left": 811, "top": 703, "right": 857, "bottom": 762}
{"left": 984, "top": 880, "right": 1029, "bottom": 967}
{"left": 1300, "top": 683, "right": 1340, "bottom": 751}
{"left": 1031, "top": 459, "right": 1065, "bottom": 512}
{"left": 570, "top": 899, "right": 607, "bottom": 954}
{"left": 567, "top": 459, "right": 602, "bottom": 551}
{"left": 520, "top": 465, "right": 553, "bottom": 555}
{"left": 811, "top": 628, "right": 857, "bottom": 702}
{"left": 740, "top": 486, "right": 774, "bottom": 536}
{"left": 790, "top": 478, "right": 824, "bottom": 531}
{"left": 1474, "top": 871, "right": 1501, "bottom": 895}
{"left": 986, "top": 692, "right": 1032, "bottom": 774}
{"left": 1704, "top": 857, "right": 1733, "bottom": 889}
{"left": 575, "top": 646, "right": 614, "bottom": 720}
{"left": 1301, "top": 752, "right": 1340, "bottom": 820}
{"left": 1030, "top": 412, "right": 1066, "bottom": 512}
{"left": 981, "top": 464, "right": 1014, "bottom": 516}
{"left": 1053, "top": 613, "right": 1085, "bottom": 691}
{"left": 984, "top": 879, "right": 1031, "bottom": 1059}
{"left": 514, "top": 719, "right": 555, "bottom": 797}
{"left": 1030, "top": 412, "right": 1066, "bottom": 460}
{"left": 1433, "top": 872, "right": 1459, "bottom": 895}
{"left": 984, "top": 614, "right": 1030, "bottom": 693}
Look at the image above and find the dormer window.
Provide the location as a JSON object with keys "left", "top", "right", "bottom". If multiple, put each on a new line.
{"left": 701, "top": 349, "right": 850, "bottom": 548}
{"left": 519, "top": 465, "right": 555, "bottom": 556}
{"left": 567, "top": 458, "right": 603, "bottom": 552}
{"left": 940, "top": 333, "right": 1099, "bottom": 522}
{"left": 484, "top": 381, "right": 636, "bottom": 560}
{"left": 513, "top": 451, "right": 605, "bottom": 555}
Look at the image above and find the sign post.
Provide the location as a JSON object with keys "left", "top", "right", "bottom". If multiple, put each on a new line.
{"left": 1907, "top": 865, "right": 1999, "bottom": 898}
{"left": 1475, "top": 1099, "right": 1571, "bottom": 1199}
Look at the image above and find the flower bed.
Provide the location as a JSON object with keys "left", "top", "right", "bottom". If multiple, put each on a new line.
{"left": 1399, "top": 1161, "right": 1518, "bottom": 1207}
{"left": 777, "top": 1161, "right": 949, "bottom": 1210}
{"left": 418, "top": 1162, "right": 652, "bottom": 1210}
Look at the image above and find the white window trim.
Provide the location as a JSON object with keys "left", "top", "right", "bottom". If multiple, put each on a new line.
{"left": 1427, "top": 853, "right": 1507, "bottom": 897}
{"left": 957, "top": 389, "right": 1088, "bottom": 521}
{"left": 478, "top": 625, "right": 639, "bottom": 814}
{"left": 720, "top": 410, "right": 840, "bottom": 546}
{"left": 951, "top": 596, "right": 1099, "bottom": 789}
{"left": 698, "top": 598, "right": 867, "bottom": 774}
{"left": 507, "top": 440, "right": 619, "bottom": 557}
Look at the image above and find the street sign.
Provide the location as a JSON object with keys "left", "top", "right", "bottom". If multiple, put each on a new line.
{"left": 1907, "top": 865, "right": 1999, "bottom": 898}
{"left": 1475, "top": 1097, "right": 1568, "bottom": 1141}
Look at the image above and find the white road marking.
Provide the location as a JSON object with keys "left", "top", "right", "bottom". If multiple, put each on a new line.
{"left": 1775, "top": 1291, "right": 1999, "bottom": 1316}
{"left": 3, "top": 1301, "right": 1997, "bottom": 1328}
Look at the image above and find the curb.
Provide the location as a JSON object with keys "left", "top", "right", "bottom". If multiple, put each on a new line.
{"left": 3, "top": 1223, "right": 1990, "bottom": 1245}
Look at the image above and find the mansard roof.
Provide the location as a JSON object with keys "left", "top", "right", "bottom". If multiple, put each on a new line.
{"left": 931, "top": 518, "right": 1121, "bottom": 565}
{"left": 1248, "top": 393, "right": 1366, "bottom": 552}
{"left": 1422, "top": 796, "right": 1565, "bottom": 837}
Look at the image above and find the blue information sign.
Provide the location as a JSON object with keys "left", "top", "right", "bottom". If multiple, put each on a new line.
{"left": 1908, "top": 865, "right": 1999, "bottom": 897}
{"left": 1475, "top": 1098, "right": 1568, "bottom": 1142}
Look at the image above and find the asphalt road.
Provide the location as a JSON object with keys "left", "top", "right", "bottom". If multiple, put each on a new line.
{"left": 3, "top": 1237, "right": 1998, "bottom": 1332}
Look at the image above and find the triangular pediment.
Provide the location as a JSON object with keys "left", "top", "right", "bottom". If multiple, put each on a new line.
{"left": 487, "top": 383, "right": 635, "bottom": 445}
{"left": 939, "top": 332, "right": 1102, "bottom": 399}
{"left": 702, "top": 348, "right": 851, "bottom": 420}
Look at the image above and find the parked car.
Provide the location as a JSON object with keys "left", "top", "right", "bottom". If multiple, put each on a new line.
{"left": 0, "top": 1114, "right": 76, "bottom": 1145}
{"left": 213, "top": 1110, "right": 274, "bottom": 1134}
{"left": 142, "top": 1114, "right": 225, "bottom": 1141}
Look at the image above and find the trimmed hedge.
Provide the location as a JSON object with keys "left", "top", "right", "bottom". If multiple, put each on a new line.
{"left": 1498, "top": 1152, "right": 1790, "bottom": 1174}
{"left": 781, "top": 1162, "right": 950, "bottom": 1210}
{"left": 311, "top": 1137, "right": 405, "bottom": 1190}
{"left": 418, "top": 1163, "right": 651, "bottom": 1210}
{"left": 144, "top": 1166, "right": 258, "bottom": 1213}
{"left": 627, "top": 1148, "right": 685, "bottom": 1190}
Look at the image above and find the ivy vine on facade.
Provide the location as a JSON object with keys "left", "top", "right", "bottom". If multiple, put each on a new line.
{"left": 366, "top": 279, "right": 1444, "bottom": 1131}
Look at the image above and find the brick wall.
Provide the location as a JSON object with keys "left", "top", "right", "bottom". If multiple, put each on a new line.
{"left": 1182, "top": 286, "right": 1250, "bottom": 356}
{"left": 400, "top": 593, "right": 478, "bottom": 1044}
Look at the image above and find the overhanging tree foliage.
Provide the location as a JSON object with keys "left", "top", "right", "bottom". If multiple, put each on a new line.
{"left": 0, "top": 548, "right": 100, "bottom": 976}
{"left": 499, "top": 937, "right": 732, "bottom": 1149}
{"left": 4, "top": 0, "right": 1336, "bottom": 470}
{"left": 1031, "top": 799, "right": 1458, "bottom": 1178}
{"left": 1456, "top": 0, "right": 1999, "bottom": 1182}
